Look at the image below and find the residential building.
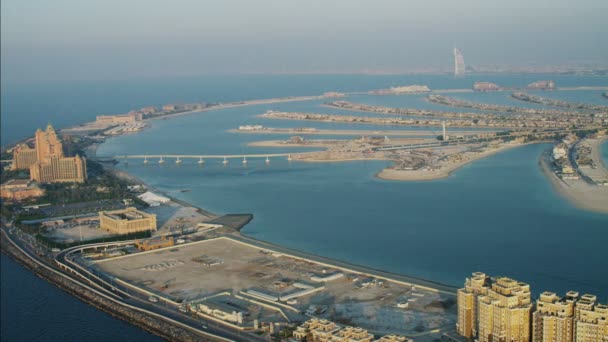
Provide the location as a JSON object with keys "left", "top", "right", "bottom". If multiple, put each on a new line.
{"left": 331, "top": 326, "right": 374, "bottom": 342}
{"left": 99, "top": 207, "right": 157, "bottom": 235}
{"left": 574, "top": 294, "right": 608, "bottom": 342}
{"left": 457, "top": 273, "right": 607, "bottom": 342}
{"left": 477, "top": 277, "right": 533, "bottom": 342}
{"left": 457, "top": 272, "right": 490, "bottom": 338}
{"left": 532, "top": 291, "right": 577, "bottom": 342}
{"left": 293, "top": 319, "right": 411, "bottom": 342}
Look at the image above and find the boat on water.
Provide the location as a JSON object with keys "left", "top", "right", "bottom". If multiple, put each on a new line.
{"left": 179, "top": 189, "right": 191, "bottom": 193}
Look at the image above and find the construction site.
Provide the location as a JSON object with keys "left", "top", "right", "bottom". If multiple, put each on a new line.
{"left": 89, "top": 237, "right": 456, "bottom": 335}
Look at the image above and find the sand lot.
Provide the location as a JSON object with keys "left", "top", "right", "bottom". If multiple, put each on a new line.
{"left": 94, "top": 237, "right": 455, "bottom": 334}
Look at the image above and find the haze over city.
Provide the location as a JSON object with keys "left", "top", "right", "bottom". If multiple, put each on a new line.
{"left": 1, "top": 1, "right": 607, "bottom": 342}
{"left": 2, "top": 0, "right": 608, "bottom": 82}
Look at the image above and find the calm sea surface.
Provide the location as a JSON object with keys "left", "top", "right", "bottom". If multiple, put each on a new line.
{"left": 2, "top": 74, "right": 608, "bottom": 340}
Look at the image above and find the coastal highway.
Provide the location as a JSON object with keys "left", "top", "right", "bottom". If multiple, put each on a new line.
{"left": 1, "top": 228, "right": 252, "bottom": 342}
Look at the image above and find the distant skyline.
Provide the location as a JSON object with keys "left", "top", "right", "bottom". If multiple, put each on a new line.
{"left": 2, "top": 0, "right": 608, "bottom": 82}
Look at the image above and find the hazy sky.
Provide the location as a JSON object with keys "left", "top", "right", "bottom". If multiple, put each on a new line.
{"left": 2, "top": 0, "right": 607, "bottom": 82}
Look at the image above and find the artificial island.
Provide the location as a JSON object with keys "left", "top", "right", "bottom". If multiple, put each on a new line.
{"left": 1, "top": 78, "right": 608, "bottom": 341}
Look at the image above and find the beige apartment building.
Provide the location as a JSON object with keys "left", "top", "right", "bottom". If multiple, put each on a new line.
{"left": 457, "top": 272, "right": 490, "bottom": 338}
{"left": 99, "top": 207, "right": 156, "bottom": 235}
{"left": 457, "top": 273, "right": 607, "bottom": 342}
{"left": 477, "top": 277, "right": 533, "bottom": 342}
{"left": 574, "top": 294, "right": 608, "bottom": 342}
{"left": 533, "top": 291, "right": 578, "bottom": 342}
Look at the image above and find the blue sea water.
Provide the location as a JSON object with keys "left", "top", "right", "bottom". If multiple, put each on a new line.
{"left": 2, "top": 74, "right": 608, "bottom": 340}
{"left": 0, "top": 254, "right": 158, "bottom": 341}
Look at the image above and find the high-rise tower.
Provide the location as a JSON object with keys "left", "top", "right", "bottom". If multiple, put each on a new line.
{"left": 454, "top": 48, "right": 465, "bottom": 76}
{"left": 13, "top": 125, "right": 87, "bottom": 184}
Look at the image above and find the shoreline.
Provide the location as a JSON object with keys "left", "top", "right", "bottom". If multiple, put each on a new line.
{"left": 539, "top": 149, "right": 608, "bottom": 214}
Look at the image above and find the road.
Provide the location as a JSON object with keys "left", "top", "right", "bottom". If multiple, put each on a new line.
{"left": 55, "top": 242, "right": 267, "bottom": 342}
{"left": 1, "top": 226, "right": 266, "bottom": 342}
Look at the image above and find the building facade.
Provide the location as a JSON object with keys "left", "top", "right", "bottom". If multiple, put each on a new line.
{"left": 457, "top": 273, "right": 607, "bottom": 342}
{"left": 457, "top": 272, "right": 490, "bottom": 338}
{"left": 95, "top": 112, "right": 142, "bottom": 125}
{"left": 533, "top": 291, "right": 577, "bottom": 342}
{"left": 11, "top": 144, "right": 38, "bottom": 170}
{"left": 477, "top": 277, "right": 533, "bottom": 342}
{"left": 0, "top": 179, "right": 45, "bottom": 201}
{"left": 30, "top": 155, "right": 87, "bottom": 183}
{"left": 293, "top": 319, "right": 411, "bottom": 342}
{"left": 574, "top": 294, "right": 608, "bottom": 342}
{"left": 454, "top": 48, "right": 465, "bottom": 76}
{"left": 99, "top": 207, "right": 157, "bottom": 235}
{"left": 35, "top": 125, "right": 64, "bottom": 161}
{"left": 12, "top": 125, "right": 87, "bottom": 183}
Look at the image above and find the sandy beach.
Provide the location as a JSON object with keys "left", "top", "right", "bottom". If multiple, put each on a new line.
{"left": 540, "top": 152, "right": 608, "bottom": 214}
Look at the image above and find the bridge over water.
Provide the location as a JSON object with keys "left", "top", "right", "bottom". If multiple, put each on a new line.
{"left": 115, "top": 153, "right": 293, "bottom": 165}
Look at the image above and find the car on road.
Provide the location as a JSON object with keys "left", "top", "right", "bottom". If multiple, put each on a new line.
{"left": 148, "top": 296, "right": 158, "bottom": 303}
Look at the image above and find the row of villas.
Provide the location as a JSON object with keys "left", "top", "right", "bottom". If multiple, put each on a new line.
{"left": 456, "top": 272, "right": 607, "bottom": 342}
{"left": 293, "top": 318, "right": 413, "bottom": 342}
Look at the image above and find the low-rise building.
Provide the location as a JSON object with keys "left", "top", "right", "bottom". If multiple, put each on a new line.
{"left": 528, "top": 80, "right": 555, "bottom": 90}
{"left": 0, "top": 179, "right": 45, "bottom": 201}
{"left": 311, "top": 272, "right": 344, "bottom": 283}
{"left": 95, "top": 112, "right": 142, "bottom": 125}
{"left": 189, "top": 295, "right": 248, "bottom": 325}
{"left": 473, "top": 82, "right": 501, "bottom": 92}
{"left": 135, "top": 236, "right": 174, "bottom": 251}
{"left": 99, "top": 207, "right": 156, "bottom": 235}
{"left": 373, "top": 335, "right": 412, "bottom": 342}
{"left": 553, "top": 145, "right": 567, "bottom": 160}
{"left": 137, "top": 191, "right": 170, "bottom": 206}
{"left": 293, "top": 319, "right": 411, "bottom": 342}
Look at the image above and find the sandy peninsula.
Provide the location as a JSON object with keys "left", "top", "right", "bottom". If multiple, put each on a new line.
{"left": 540, "top": 151, "right": 608, "bottom": 214}
{"left": 377, "top": 143, "right": 526, "bottom": 181}
{"left": 231, "top": 127, "right": 491, "bottom": 137}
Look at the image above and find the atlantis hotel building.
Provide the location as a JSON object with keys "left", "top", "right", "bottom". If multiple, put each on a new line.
{"left": 12, "top": 125, "right": 87, "bottom": 183}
